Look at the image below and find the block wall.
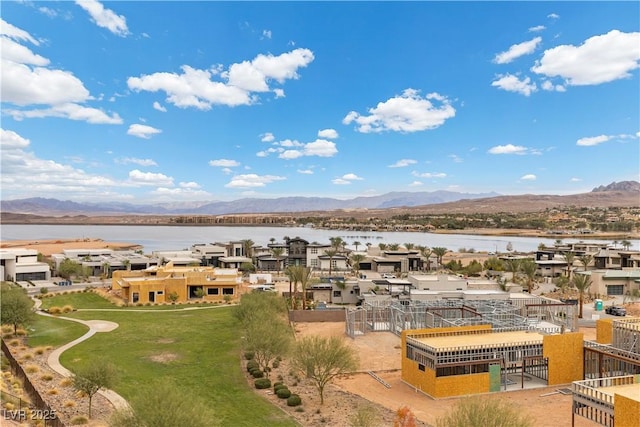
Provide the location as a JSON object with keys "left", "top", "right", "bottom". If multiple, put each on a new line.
{"left": 614, "top": 394, "right": 640, "bottom": 427}
{"left": 543, "top": 332, "right": 584, "bottom": 385}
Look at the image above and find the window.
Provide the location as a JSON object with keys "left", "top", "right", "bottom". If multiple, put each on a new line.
{"left": 132, "top": 292, "right": 139, "bottom": 303}
{"left": 607, "top": 285, "right": 624, "bottom": 295}
{"left": 331, "top": 260, "right": 337, "bottom": 268}
{"left": 207, "top": 288, "right": 219, "bottom": 295}
{"left": 157, "top": 291, "right": 164, "bottom": 295}
{"left": 311, "top": 248, "right": 318, "bottom": 254}
{"left": 223, "top": 288, "right": 234, "bottom": 295}
{"left": 311, "top": 259, "right": 318, "bottom": 267}
{"left": 418, "top": 364, "right": 425, "bottom": 372}
{"left": 333, "top": 290, "right": 342, "bottom": 298}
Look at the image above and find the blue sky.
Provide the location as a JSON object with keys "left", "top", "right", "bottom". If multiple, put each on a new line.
{"left": 1, "top": 1, "right": 639, "bottom": 204}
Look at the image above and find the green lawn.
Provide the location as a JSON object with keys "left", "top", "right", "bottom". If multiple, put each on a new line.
{"left": 27, "top": 315, "right": 89, "bottom": 348}
{"left": 38, "top": 293, "right": 298, "bottom": 426}
{"left": 38, "top": 291, "right": 117, "bottom": 310}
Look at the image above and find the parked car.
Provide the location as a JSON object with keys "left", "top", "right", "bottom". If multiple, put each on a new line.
{"left": 605, "top": 306, "right": 627, "bottom": 316}
{"left": 381, "top": 273, "right": 396, "bottom": 279}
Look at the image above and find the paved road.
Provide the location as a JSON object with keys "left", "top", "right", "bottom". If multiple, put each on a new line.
{"left": 31, "top": 298, "right": 129, "bottom": 411}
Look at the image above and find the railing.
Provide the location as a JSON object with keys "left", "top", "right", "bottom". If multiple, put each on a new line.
{"left": 1, "top": 339, "right": 66, "bottom": 427}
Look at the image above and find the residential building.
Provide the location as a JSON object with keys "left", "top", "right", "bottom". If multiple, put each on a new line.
{"left": 50, "top": 248, "right": 157, "bottom": 277}
{"left": 581, "top": 269, "right": 640, "bottom": 297}
{"left": 111, "top": 262, "right": 241, "bottom": 304}
{"left": 0, "top": 248, "right": 51, "bottom": 281}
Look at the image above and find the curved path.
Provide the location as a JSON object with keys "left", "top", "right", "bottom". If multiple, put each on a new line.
{"left": 31, "top": 298, "right": 129, "bottom": 411}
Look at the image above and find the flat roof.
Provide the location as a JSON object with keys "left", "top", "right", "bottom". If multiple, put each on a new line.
{"left": 599, "top": 383, "right": 640, "bottom": 403}
{"left": 412, "top": 330, "right": 544, "bottom": 350}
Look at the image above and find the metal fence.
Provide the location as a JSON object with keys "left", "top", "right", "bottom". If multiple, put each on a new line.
{"left": 1, "top": 339, "right": 66, "bottom": 427}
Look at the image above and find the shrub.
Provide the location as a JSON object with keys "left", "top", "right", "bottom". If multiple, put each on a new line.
{"left": 40, "top": 287, "right": 48, "bottom": 295}
{"left": 274, "top": 384, "right": 288, "bottom": 392}
{"left": 59, "top": 378, "right": 73, "bottom": 387}
{"left": 276, "top": 388, "right": 292, "bottom": 399}
{"left": 251, "top": 369, "right": 264, "bottom": 378}
{"left": 62, "top": 305, "right": 74, "bottom": 313}
{"left": 40, "top": 374, "right": 53, "bottom": 381}
{"left": 48, "top": 306, "right": 62, "bottom": 315}
{"left": 64, "top": 400, "right": 76, "bottom": 408}
{"left": 34, "top": 347, "right": 46, "bottom": 355}
{"left": 295, "top": 407, "right": 305, "bottom": 413}
{"left": 287, "top": 394, "right": 302, "bottom": 406}
{"left": 70, "top": 415, "right": 89, "bottom": 425}
{"left": 273, "top": 382, "right": 284, "bottom": 389}
{"left": 246, "top": 360, "right": 259, "bottom": 372}
{"left": 272, "top": 360, "right": 280, "bottom": 368}
{"left": 25, "top": 364, "right": 39, "bottom": 373}
{"left": 244, "top": 351, "right": 255, "bottom": 360}
{"left": 254, "top": 378, "right": 271, "bottom": 389}
{"left": 48, "top": 388, "right": 59, "bottom": 395}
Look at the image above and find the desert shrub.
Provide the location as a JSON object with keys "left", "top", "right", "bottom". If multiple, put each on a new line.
{"left": 287, "top": 394, "right": 302, "bottom": 407}
{"left": 21, "top": 353, "right": 33, "bottom": 360}
{"left": 276, "top": 388, "right": 292, "bottom": 399}
{"left": 48, "top": 388, "right": 59, "bottom": 395}
{"left": 251, "top": 369, "right": 264, "bottom": 378}
{"left": 244, "top": 351, "right": 255, "bottom": 360}
{"left": 25, "top": 364, "right": 39, "bottom": 373}
{"left": 273, "top": 382, "right": 284, "bottom": 389}
{"left": 34, "top": 347, "right": 46, "bottom": 355}
{"left": 64, "top": 400, "right": 76, "bottom": 408}
{"left": 70, "top": 415, "right": 89, "bottom": 425}
{"left": 272, "top": 360, "right": 280, "bottom": 368}
{"left": 254, "top": 378, "right": 271, "bottom": 389}
{"left": 40, "top": 287, "right": 48, "bottom": 295}
{"left": 59, "top": 378, "right": 73, "bottom": 387}
{"left": 40, "top": 374, "right": 53, "bottom": 381}
{"left": 435, "top": 396, "right": 533, "bottom": 427}
{"left": 48, "top": 306, "right": 61, "bottom": 315}
{"left": 295, "top": 407, "right": 305, "bottom": 413}
{"left": 274, "top": 384, "right": 288, "bottom": 392}
{"left": 246, "top": 360, "right": 259, "bottom": 372}
{"left": 15, "top": 328, "right": 27, "bottom": 336}
{"left": 62, "top": 305, "right": 74, "bottom": 313}
{"left": 8, "top": 339, "right": 20, "bottom": 347}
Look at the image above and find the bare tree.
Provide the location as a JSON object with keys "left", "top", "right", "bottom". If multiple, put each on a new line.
{"left": 291, "top": 335, "right": 358, "bottom": 404}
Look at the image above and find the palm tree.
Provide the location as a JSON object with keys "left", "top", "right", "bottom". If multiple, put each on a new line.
{"left": 621, "top": 239, "right": 632, "bottom": 250}
{"left": 431, "top": 247, "right": 448, "bottom": 270}
{"left": 122, "top": 259, "right": 131, "bottom": 271}
{"left": 504, "top": 259, "right": 522, "bottom": 284}
{"left": 563, "top": 251, "right": 575, "bottom": 280}
{"left": 418, "top": 245, "right": 432, "bottom": 271}
{"left": 554, "top": 275, "right": 571, "bottom": 297}
{"left": 241, "top": 239, "right": 255, "bottom": 259}
{"left": 299, "top": 266, "right": 313, "bottom": 310}
{"left": 101, "top": 262, "right": 111, "bottom": 279}
{"left": 520, "top": 259, "right": 538, "bottom": 294}
{"left": 352, "top": 241, "right": 361, "bottom": 252}
{"left": 612, "top": 240, "right": 619, "bottom": 249}
{"left": 378, "top": 243, "right": 388, "bottom": 251}
{"left": 349, "top": 253, "right": 365, "bottom": 277}
{"left": 324, "top": 248, "right": 339, "bottom": 276}
{"left": 271, "top": 247, "right": 285, "bottom": 273}
{"left": 329, "top": 237, "right": 345, "bottom": 252}
{"left": 572, "top": 273, "right": 593, "bottom": 318}
{"left": 388, "top": 243, "right": 400, "bottom": 251}
{"left": 404, "top": 243, "right": 415, "bottom": 251}
{"left": 285, "top": 266, "right": 300, "bottom": 310}
{"left": 538, "top": 243, "right": 547, "bottom": 250}
{"left": 578, "top": 254, "right": 593, "bottom": 271}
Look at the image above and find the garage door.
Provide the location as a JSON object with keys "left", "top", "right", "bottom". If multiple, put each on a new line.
{"left": 607, "top": 285, "right": 624, "bottom": 295}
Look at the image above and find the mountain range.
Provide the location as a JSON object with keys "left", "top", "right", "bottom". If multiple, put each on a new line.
{"left": 1, "top": 181, "right": 638, "bottom": 217}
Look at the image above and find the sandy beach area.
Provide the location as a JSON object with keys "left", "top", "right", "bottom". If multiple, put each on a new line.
{"left": 0, "top": 238, "right": 142, "bottom": 256}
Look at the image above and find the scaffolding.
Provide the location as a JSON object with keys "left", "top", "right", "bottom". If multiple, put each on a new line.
{"left": 345, "top": 297, "right": 576, "bottom": 338}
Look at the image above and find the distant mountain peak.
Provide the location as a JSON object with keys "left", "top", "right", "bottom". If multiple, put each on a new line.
{"left": 592, "top": 181, "right": 640, "bottom": 192}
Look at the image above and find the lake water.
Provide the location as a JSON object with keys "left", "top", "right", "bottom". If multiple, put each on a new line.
{"left": 1, "top": 224, "right": 636, "bottom": 254}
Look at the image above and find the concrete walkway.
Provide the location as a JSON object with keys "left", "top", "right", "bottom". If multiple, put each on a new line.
{"left": 31, "top": 298, "right": 130, "bottom": 411}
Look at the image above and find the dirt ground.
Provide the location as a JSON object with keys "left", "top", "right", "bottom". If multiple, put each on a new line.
{"left": 294, "top": 322, "right": 601, "bottom": 427}
{"left": 0, "top": 238, "right": 141, "bottom": 257}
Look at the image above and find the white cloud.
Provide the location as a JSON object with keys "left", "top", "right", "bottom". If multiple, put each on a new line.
{"left": 540, "top": 80, "right": 566, "bottom": 92}
{"left": 570, "top": 177, "right": 582, "bottom": 182}
{"left": 278, "top": 139, "right": 337, "bottom": 159}
{"left": 531, "top": 30, "right": 640, "bottom": 86}
{"left": 1, "top": 128, "right": 122, "bottom": 199}
{"left": 318, "top": 128, "right": 338, "bottom": 139}
{"left": 332, "top": 178, "right": 351, "bottom": 185}
{"left": 262, "top": 29, "right": 272, "bottom": 39}
{"left": 297, "top": 169, "right": 313, "bottom": 175}
{"left": 547, "top": 13, "right": 560, "bottom": 19}
{"left": 576, "top": 135, "right": 612, "bottom": 147}
{"left": 127, "top": 124, "right": 162, "bottom": 139}
{"left": 179, "top": 181, "right": 201, "bottom": 189}
{"left": 529, "top": 25, "right": 546, "bottom": 32}
{"left": 38, "top": 7, "right": 58, "bottom": 18}
{"left": 75, "top": 0, "right": 129, "bottom": 37}
{"left": 128, "top": 169, "right": 173, "bottom": 186}
{"left": 409, "top": 181, "right": 423, "bottom": 187}
{"left": 488, "top": 144, "right": 529, "bottom": 155}
{"left": 150, "top": 187, "right": 211, "bottom": 199}
{"left": 341, "top": 173, "right": 363, "bottom": 181}
{"left": 1, "top": 20, "right": 121, "bottom": 125}
{"left": 116, "top": 157, "right": 157, "bottom": 167}
{"left": 411, "top": 171, "right": 447, "bottom": 179}
{"left": 128, "top": 48, "right": 314, "bottom": 110}
{"left": 389, "top": 159, "right": 417, "bottom": 168}
{"left": 494, "top": 37, "right": 542, "bottom": 64}
{"left": 278, "top": 139, "right": 303, "bottom": 148}
{"left": 225, "top": 173, "right": 285, "bottom": 188}
{"left": 0, "top": 129, "right": 30, "bottom": 149}
{"left": 520, "top": 174, "right": 537, "bottom": 181}
{"left": 209, "top": 159, "right": 240, "bottom": 167}
{"left": 491, "top": 74, "right": 537, "bottom": 96}
{"left": 261, "top": 132, "right": 275, "bottom": 142}
{"left": 342, "top": 89, "right": 455, "bottom": 133}
{"left": 6, "top": 103, "right": 122, "bottom": 124}
{"left": 273, "top": 88, "right": 285, "bottom": 98}
{"left": 152, "top": 101, "right": 167, "bottom": 112}
{"left": 448, "top": 154, "right": 463, "bottom": 163}
{"left": 0, "top": 19, "right": 40, "bottom": 45}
